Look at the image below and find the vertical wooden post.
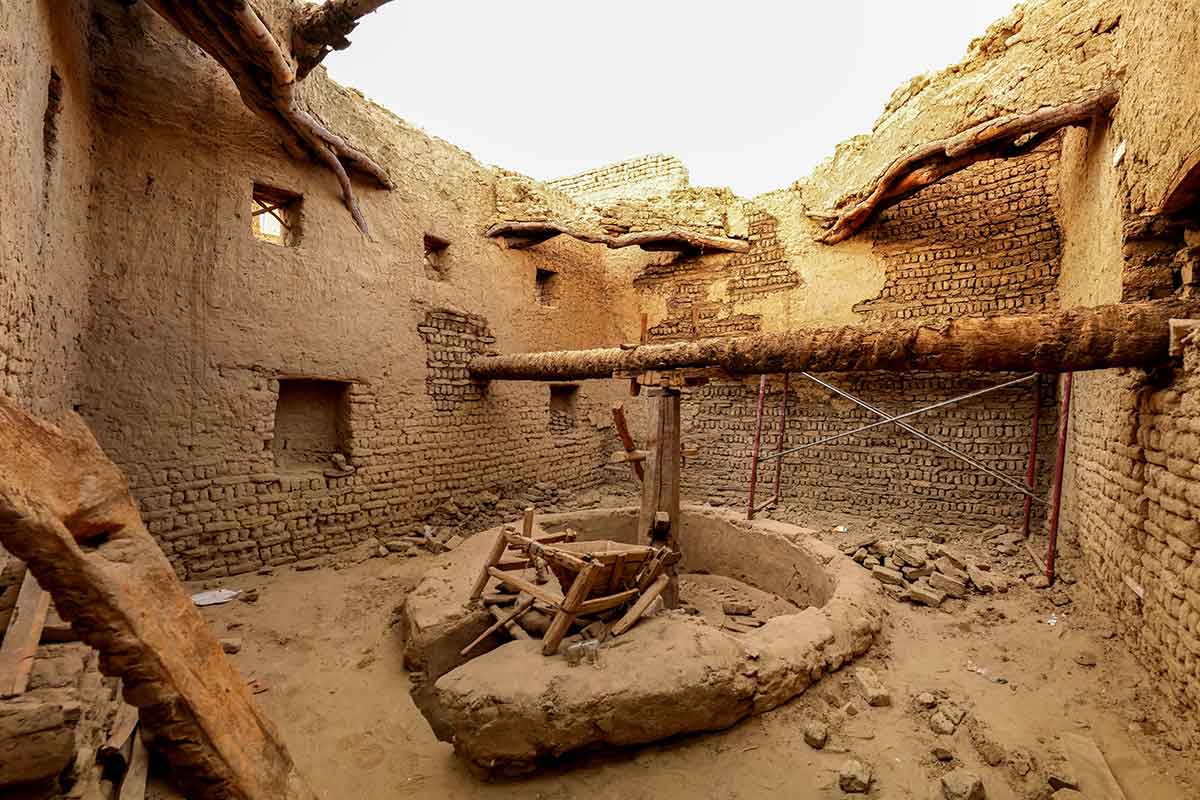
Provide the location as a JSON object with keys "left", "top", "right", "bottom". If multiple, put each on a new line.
{"left": 637, "top": 386, "right": 682, "bottom": 607}
{"left": 1022, "top": 375, "right": 1042, "bottom": 538}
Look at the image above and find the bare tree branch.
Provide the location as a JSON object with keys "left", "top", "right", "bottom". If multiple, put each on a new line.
{"left": 812, "top": 84, "right": 1120, "bottom": 245}
{"left": 143, "top": 0, "right": 394, "bottom": 234}
{"left": 292, "top": 0, "right": 397, "bottom": 78}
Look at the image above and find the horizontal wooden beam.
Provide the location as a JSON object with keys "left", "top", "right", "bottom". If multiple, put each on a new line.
{"left": 469, "top": 299, "right": 1200, "bottom": 381}
{"left": 485, "top": 221, "right": 750, "bottom": 254}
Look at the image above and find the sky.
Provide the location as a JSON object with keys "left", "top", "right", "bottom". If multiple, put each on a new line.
{"left": 325, "top": 1, "right": 1019, "bottom": 197}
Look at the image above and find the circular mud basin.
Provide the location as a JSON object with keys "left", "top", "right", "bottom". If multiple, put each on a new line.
{"left": 399, "top": 504, "right": 884, "bottom": 775}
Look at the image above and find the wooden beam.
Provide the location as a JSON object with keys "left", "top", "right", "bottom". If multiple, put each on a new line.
{"left": 487, "top": 567, "right": 564, "bottom": 608}
{"left": 487, "top": 603, "right": 532, "bottom": 640}
{"left": 484, "top": 221, "right": 750, "bottom": 254}
{"left": 0, "top": 395, "right": 318, "bottom": 800}
{"left": 0, "top": 569, "right": 50, "bottom": 697}
{"left": 469, "top": 299, "right": 1200, "bottom": 381}
{"left": 611, "top": 574, "right": 670, "bottom": 636}
{"left": 575, "top": 588, "right": 640, "bottom": 616}
{"left": 541, "top": 563, "right": 601, "bottom": 656}
{"left": 461, "top": 597, "right": 536, "bottom": 656}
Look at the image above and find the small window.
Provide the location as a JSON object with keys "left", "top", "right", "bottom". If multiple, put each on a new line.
{"left": 424, "top": 234, "right": 450, "bottom": 280}
{"left": 536, "top": 268, "right": 559, "bottom": 305}
{"left": 252, "top": 184, "right": 301, "bottom": 246}
{"left": 549, "top": 384, "right": 578, "bottom": 434}
{"left": 272, "top": 378, "right": 349, "bottom": 473}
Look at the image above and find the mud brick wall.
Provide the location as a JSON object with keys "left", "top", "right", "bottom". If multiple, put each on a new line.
{"left": 681, "top": 373, "right": 1056, "bottom": 534}
{"left": 548, "top": 154, "right": 689, "bottom": 205}
{"left": 0, "top": 2, "right": 95, "bottom": 417}
{"left": 856, "top": 139, "right": 1062, "bottom": 322}
{"left": 419, "top": 310, "right": 494, "bottom": 410}
{"left": 724, "top": 207, "right": 801, "bottom": 299}
{"left": 1067, "top": 337, "right": 1200, "bottom": 726}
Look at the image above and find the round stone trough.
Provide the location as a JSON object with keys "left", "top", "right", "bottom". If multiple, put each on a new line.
{"left": 398, "top": 504, "right": 883, "bottom": 775}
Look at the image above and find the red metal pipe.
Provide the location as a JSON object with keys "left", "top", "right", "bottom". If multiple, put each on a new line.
{"left": 771, "top": 373, "right": 790, "bottom": 503}
{"left": 746, "top": 374, "right": 768, "bottom": 520}
{"left": 1022, "top": 376, "right": 1042, "bottom": 538}
{"left": 1044, "top": 372, "right": 1073, "bottom": 581}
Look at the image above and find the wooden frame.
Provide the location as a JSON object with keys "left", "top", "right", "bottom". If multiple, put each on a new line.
{"left": 466, "top": 508, "right": 675, "bottom": 655}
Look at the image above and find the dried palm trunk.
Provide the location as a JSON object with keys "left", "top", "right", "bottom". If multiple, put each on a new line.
{"left": 469, "top": 299, "right": 1199, "bottom": 381}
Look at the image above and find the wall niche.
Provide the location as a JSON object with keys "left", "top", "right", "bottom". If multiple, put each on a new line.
{"left": 272, "top": 378, "right": 350, "bottom": 473}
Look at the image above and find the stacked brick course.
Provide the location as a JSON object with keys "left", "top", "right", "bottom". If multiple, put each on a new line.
{"left": 682, "top": 373, "right": 1055, "bottom": 534}
{"left": 856, "top": 139, "right": 1063, "bottom": 321}
{"left": 418, "top": 309, "right": 494, "bottom": 410}
{"left": 547, "top": 154, "right": 689, "bottom": 205}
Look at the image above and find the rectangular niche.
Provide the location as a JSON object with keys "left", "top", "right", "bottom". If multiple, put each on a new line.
{"left": 549, "top": 384, "right": 578, "bottom": 434}
{"left": 536, "top": 267, "right": 559, "bottom": 305}
{"left": 424, "top": 234, "right": 450, "bottom": 280}
{"left": 252, "top": 183, "right": 302, "bottom": 246}
{"left": 272, "top": 378, "right": 349, "bottom": 473}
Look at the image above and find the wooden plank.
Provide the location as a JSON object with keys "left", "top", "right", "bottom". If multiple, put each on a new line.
{"left": 576, "top": 588, "right": 640, "bottom": 616}
{"left": 487, "top": 567, "right": 564, "bottom": 608}
{"left": 99, "top": 704, "right": 141, "bottom": 772}
{"left": 611, "top": 402, "right": 645, "bottom": 481}
{"left": 542, "top": 563, "right": 601, "bottom": 656}
{"left": 609, "top": 450, "right": 647, "bottom": 464}
{"left": 117, "top": 728, "right": 150, "bottom": 800}
{"left": 468, "top": 529, "right": 510, "bottom": 602}
{"left": 611, "top": 575, "right": 670, "bottom": 636}
{"left": 0, "top": 569, "right": 50, "bottom": 697}
{"left": 461, "top": 598, "right": 536, "bottom": 656}
{"left": 1060, "top": 733, "right": 1129, "bottom": 800}
{"left": 487, "top": 604, "right": 532, "bottom": 641}
{"left": 606, "top": 553, "right": 628, "bottom": 593}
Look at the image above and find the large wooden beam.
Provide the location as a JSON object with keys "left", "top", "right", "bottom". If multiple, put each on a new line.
{"left": 0, "top": 396, "right": 316, "bottom": 800}
{"left": 812, "top": 85, "right": 1119, "bottom": 244}
{"left": 469, "top": 299, "right": 1200, "bottom": 381}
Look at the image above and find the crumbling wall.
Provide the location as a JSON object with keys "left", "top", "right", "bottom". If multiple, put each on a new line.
{"left": 0, "top": 0, "right": 94, "bottom": 417}
{"left": 548, "top": 154, "right": 689, "bottom": 205}
{"left": 76, "top": 3, "right": 641, "bottom": 578}
{"left": 1056, "top": 0, "right": 1200, "bottom": 732}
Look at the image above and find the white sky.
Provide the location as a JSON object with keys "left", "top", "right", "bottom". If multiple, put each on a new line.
{"left": 325, "top": 1, "right": 1018, "bottom": 197}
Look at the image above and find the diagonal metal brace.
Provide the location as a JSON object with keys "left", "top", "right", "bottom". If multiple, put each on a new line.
{"left": 798, "top": 372, "right": 1048, "bottom": 505}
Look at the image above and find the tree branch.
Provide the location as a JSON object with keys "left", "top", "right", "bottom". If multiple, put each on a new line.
{"left": 143, "top": 0, "right": 393, "bottom": 234}
{"left": 812, "top": 84, "right": 1120, "bottom": 245}
{"left": 292, "top": 0, "right": 397, "bottom": 79}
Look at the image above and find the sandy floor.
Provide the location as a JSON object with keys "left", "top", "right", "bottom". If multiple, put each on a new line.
{"left": 158, "top": 533, "right": 1197, "bottom": 800}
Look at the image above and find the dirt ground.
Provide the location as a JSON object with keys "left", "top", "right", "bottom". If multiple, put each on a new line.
{"left": 152, "top": 522, "right": 1197, "bottom": 800}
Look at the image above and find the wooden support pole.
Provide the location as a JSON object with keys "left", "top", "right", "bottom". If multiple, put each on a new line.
{"left": 488, "top": 604, "right": 532, "bottom": 640}
{"left": 0, "top": 569, "right": 50, "bottom": 698}
{"left": 637, "top": 387, "right": 682, "bottom": 608}
{"left": 611, "top": 402, "right": 645, "bottom": 481}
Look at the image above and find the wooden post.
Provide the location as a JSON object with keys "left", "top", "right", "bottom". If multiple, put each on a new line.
{"left": 0, "top": 569, "right": 50, "bottom": 698}
{"left": 541, "top": 563, "right": 601, "bottom": 656}
{"left": 637, "top": 385, "right": 682, "bottom": 607}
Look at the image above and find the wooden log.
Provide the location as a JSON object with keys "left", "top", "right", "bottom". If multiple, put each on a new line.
{"left": 611, "top": 575, "right": 671, "bottom": 637}
{"left": 469, "top": 300, "right": 1200, "bottom": 381}
{"left": 0, "top": 569, "right": 50, "bottom": 697}
{"left": 609, "top": 450, "right": 647, "bottom": 464}
{"left": 487, "top": 567, "right": 564, "bottom": 608}
{"left": 813, "top": 85, "right": 1119, "bottom": 244}
{"left": 541, "top": 563, "right": 601, "bottom": 657}
{"left": 487, "top": 604, "right": 532, "bottom": 641}
{"left": 461, "top": 598, "right": 536, "bottom": 656}
{"left": 637, "top": 389, "right": 682, "bottom": 607}
{"left": 0, "top": 396, "right": 317, "bottom": 800}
